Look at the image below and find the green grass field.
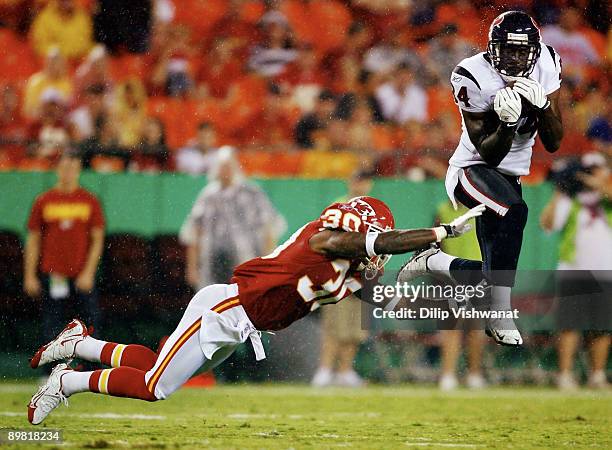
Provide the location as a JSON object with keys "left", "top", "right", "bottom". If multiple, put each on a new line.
{"left": 1, "top": 383, "right": 610, "bottom": 449}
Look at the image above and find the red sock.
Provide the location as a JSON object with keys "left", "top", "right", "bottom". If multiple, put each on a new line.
{"left": 100, "top": 343, "right": 157, "bottom": 371}
{"left": 89, "top": 367, "right": 157, "bottom": 401}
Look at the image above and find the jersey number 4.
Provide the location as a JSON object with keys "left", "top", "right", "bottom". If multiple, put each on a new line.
{"left": 452, "top": 85, "right": 470, "bottom": 107}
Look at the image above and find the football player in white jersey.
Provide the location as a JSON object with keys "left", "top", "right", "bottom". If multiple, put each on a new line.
{"left": 400, "top": 11, "right": 563, "bottom": 346}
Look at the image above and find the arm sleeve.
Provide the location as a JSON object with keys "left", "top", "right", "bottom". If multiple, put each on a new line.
{"left": 27, "top": 197, "right": 43, "bottom": 232}
{"left": 450, "top": 69, "right": 489, "bottom": 113}
{"left": 551, "top": 194, "right": 572, "bottom": 232}
{"left": 541, "top": 46, "right": 562, "bottom": 95}
{"left": 179, "top": 187, "right": 208, "bottom": 245}
{"left": 90, "top": 197, "right": 105, "bottom": 229}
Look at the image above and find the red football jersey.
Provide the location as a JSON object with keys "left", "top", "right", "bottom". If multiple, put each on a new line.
{"left": 232, "top": 204, "right": 366, "bottom": 331}
{"left": 27, "top": 187, "right": 105, "bottom": 278}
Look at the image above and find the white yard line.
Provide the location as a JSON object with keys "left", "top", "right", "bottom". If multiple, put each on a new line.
{"left": 0, "top": 411, "right": 166, "bottom": 420}
{"left": 404, "top": 443, "right": 483, "bottom": 448}
{"left": 223, "top": 411, "right": 380, "bottom": 420}
{"left": 0, "top": 384, "right": 36, "bottom": 393}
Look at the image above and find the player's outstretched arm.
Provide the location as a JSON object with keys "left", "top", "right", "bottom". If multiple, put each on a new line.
{"left": 310, "top": 205, "right": 485, "bottom": 258}
{"left": 310, "top": 228, "right": 438, "bottom": 258}
{"left": 462, "top": 110, "right": 516, "bottom": 167}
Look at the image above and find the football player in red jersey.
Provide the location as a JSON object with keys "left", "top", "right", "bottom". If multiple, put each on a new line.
{"left": 27, "top": 196, "right": 484, "bottom": 424}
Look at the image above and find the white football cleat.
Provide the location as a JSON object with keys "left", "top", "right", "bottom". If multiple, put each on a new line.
{"left": 335, "top": 370, "right": 365, "bottom": 388}
{"left": 557, "top": 372, "right": 579, "bottom": 391}
{"left": 311, "top": 368, "right": 334, "bottom": 388}
{"left": 397, "top": 246, "right": 441, "bottom": 283}
{"left": 485, "top": 317, "right": 523, "bottom": 346}
{"left": 587, "top": 370, "right": 609, "bottom": 390}
{"left": 28, "top": 363, "right": 71, "bottom": 425}
{"left": 438, "top": 373, "right": 459, "bottom": 391}
{"left": 466, "top": 373, "right": 488, "bottom": 390}
{"left": 30, "top": 319, "right": 88, "bottom": 369}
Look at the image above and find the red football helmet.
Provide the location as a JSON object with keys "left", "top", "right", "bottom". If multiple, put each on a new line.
{"left": 320, "top": 196, "right": 395, "bottom": 278}
{"left": 348, "top": 196, "right": 394, "bottom": 278}
{"left": 346, "top": 196, "right": 395, "bottom": 233}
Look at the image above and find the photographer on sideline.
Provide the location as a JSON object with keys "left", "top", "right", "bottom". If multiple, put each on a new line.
{"left": 540, "top": 152, "right": 611, "bottom": 390}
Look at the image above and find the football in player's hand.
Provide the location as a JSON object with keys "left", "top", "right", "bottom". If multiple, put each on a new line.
{"left": 505, "top": 81, "right": 532, "bottom": 113}
{"left": 519, "top": 94, "right": 533, "bottom": 114}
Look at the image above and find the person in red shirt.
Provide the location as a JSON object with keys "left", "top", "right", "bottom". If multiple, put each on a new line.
{"left": 24, "top": 150, "right": 105, "bottom": 370}
{"left": 27, "top": 194, "right": 484, "bottom": 425}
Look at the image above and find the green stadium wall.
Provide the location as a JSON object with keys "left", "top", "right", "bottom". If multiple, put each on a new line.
{"left": 2, "top": 171, "right": 559, "bottom": 270}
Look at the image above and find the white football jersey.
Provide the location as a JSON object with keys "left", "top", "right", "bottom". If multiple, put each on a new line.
{"left": 448, "top": 43, "right": 562, "bottom": 176}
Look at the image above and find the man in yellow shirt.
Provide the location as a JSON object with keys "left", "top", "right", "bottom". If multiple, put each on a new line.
{"left": 30, "top": 0, "right": 94, "bottom": 60}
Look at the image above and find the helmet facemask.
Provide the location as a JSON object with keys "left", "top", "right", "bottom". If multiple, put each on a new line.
{"left": 488, "top": 39, "right": 540, "bottom": 79}
{"left": 363, "top": 222, "right": 392, "bottom": 280}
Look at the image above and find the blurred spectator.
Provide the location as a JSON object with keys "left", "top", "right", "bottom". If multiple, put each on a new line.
{"left": 28, "top": 90, "right": 70, "bottom": 160}
{"left": 131, "top": 116, "right": 169, "bottom": 171}
{"left": 29, "top": 0, "right": 94, "bottom": 59}
{"left": 277, "top": 45, "right": 325, "bottom": 94}
{"left": 0, "top": 83, "right": 28, "bottom": 166}
{"left": 435, "top": 201, "right": 486, "bottom": 391}
{"left": 22, "top": 48, "right": 73, "bottom": 120}
{"left": 327, "top": 22, "right": 373, "bottom": 95}
{"left": 215, "top": 70, "right": 268, "bottom": 145}
{"left": 68, "top": 83, "right": 109, "bottom": 143}
{"left": 180, "top": 146, "right": 286, "bottom": 289}
{"left": 541, "top": 8, "right": 599, "bottom": 82}
{"left": 74, "top": 45, "right": 114, "bottom": 102}
{"left": 176, "top": 122, "right": 219, "bottom": 175}
{"left": 335, "top": 71, "right": 385, "bottom": 124}
{"left": 375, "top": 63, "right": 428, "bottom": 124}
{"left": 248, "top": 13, "right": 297, "bottom": 77}
{"left": 79, "top": 115, "right": 128, "bottom": 171}
{"left": 540, "top": 153, "right": 611, "bottom": 390}
{"left": 94, "top": 0, "right": 151, "bottom": 54}
{"left": 150, "top": 25, "right": 197, "bottom": 97}
{"left": 250, "top": 84, "right": 300, "bottom": 150}
{"left": 425, "top": 23, "right": 473, "bottom": 83}
{"left": 294, "top": 90, "right": 337, "bottom": 149}
{"left": 197, "top": 37, "right": 244, "bottom": 98}
{"left": 113, "top": 79, "right": 148, "bottom": 148}
{"left": 312, "top": 170, "right": 373, "bottom": 388}
{"left": 363, "top": 34, "right": 421, "bottom": 76}
{"left": 343, "top": 99, "right": 376, "bottom": 152}
{"left": 24, "top": 150, "right": 105, "bottom": 371}
{"left": 586, "top": 99, "right": 611, "bottom": 145}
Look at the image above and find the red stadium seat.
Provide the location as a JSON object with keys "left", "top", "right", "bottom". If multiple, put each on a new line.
{"left": 17, "top": 157, "right": 53, "bottom": 172}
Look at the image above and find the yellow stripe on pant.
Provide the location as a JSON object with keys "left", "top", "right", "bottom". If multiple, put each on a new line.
{"left": 111, "top": 344, "right": 126, "bottom": 368}
{"left": 98, "top": 368, "right": 113, "bottom": 394}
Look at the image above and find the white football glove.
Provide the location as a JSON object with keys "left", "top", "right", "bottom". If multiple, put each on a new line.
{"left": 494, "top": 87, "right": 522, "bottom": 123}
{"left": 512, "top": 78, "right": 549, "bottom": 110}
{"left": 442, "top": 204, "right": 486, "bottom": 238}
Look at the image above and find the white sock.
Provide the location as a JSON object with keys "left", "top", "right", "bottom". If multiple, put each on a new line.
{"left": 426, "top": 250, "right": 456, "bottom": 279}
{"left": 61, "top": 371, "right": 92, "bottom": 396}
{"left": 490, "top": 285, "right": 512, "bottom": 311}
{"left": 75, "top": 336, "right": 106, "bottom": 363}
